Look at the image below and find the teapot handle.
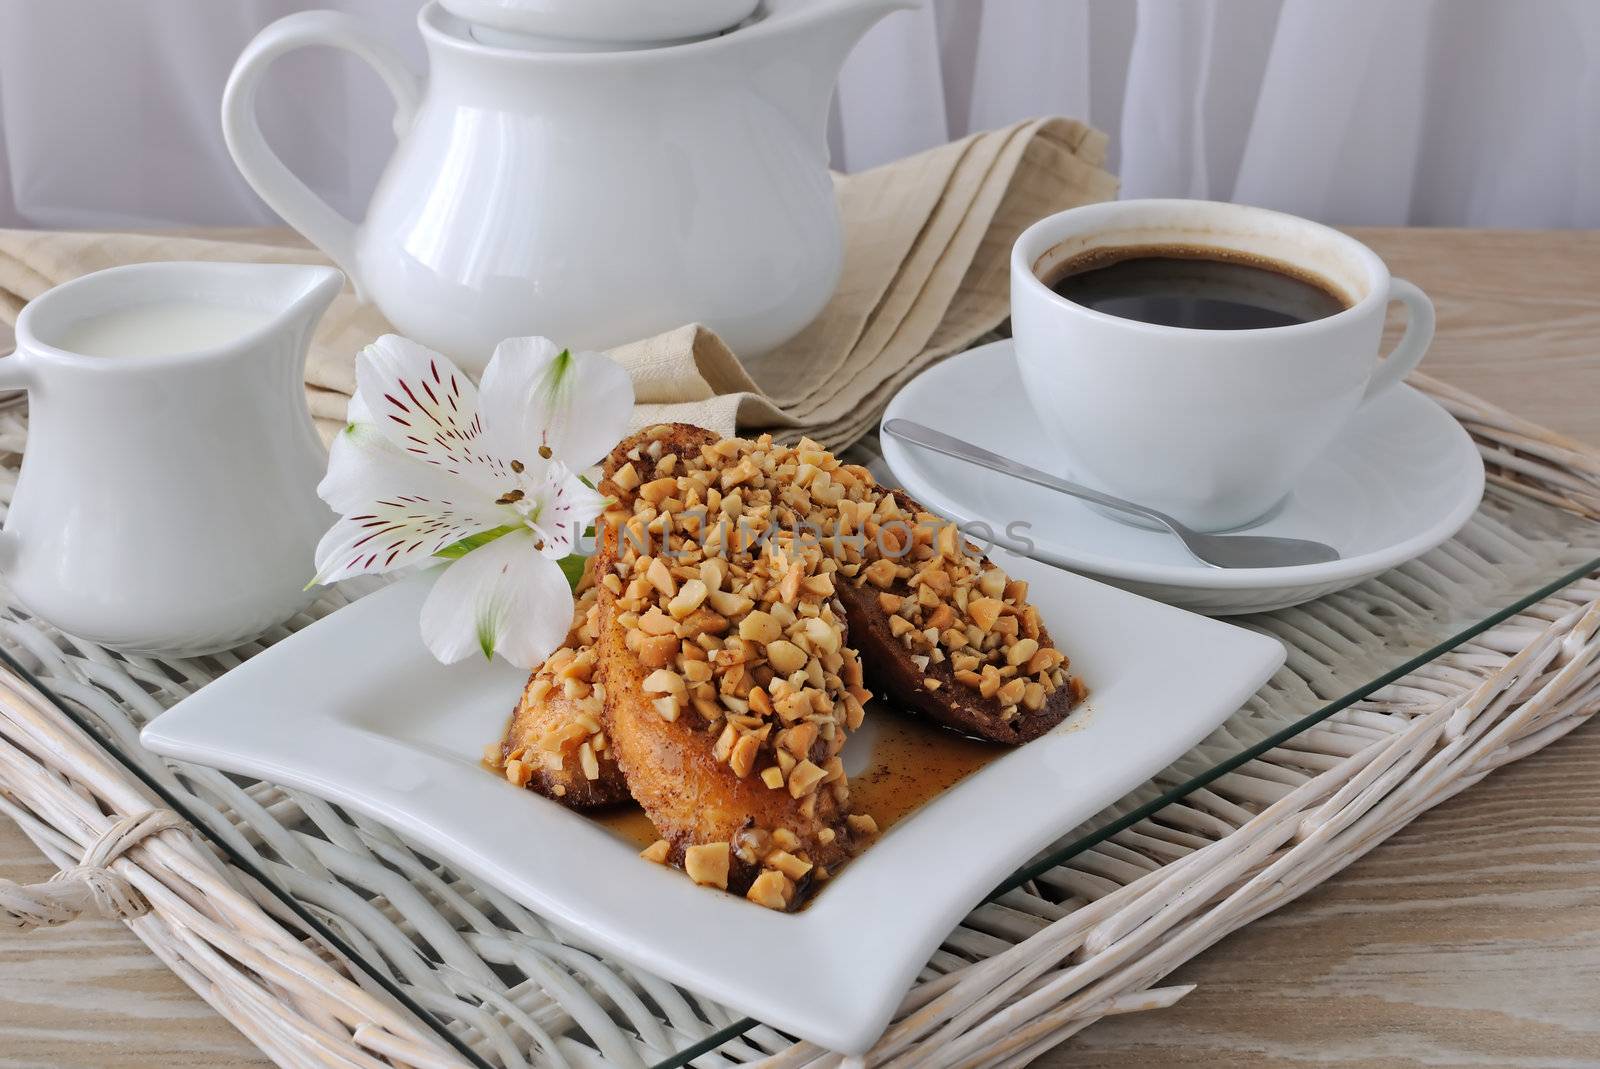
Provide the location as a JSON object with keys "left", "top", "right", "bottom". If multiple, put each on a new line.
{"left": 221, "top": 11, "right": 420, "bottom": 300}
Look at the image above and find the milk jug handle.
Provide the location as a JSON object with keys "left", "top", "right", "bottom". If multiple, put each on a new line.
{"left": 0, "top": 347, "right": 31, "bottom": 392}
{"left": 0, "top": 349, "right": 29, "bottom": 571}
{"left": 221, "top": 11, "right": 420, "bottom": 301}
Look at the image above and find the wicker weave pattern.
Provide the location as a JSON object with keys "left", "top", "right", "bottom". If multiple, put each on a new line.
{"left": 1, "top": 378, "right": 1598, "bottom": 1068}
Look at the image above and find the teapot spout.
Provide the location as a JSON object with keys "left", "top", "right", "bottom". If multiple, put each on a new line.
{"left": 746, "top": 0, "right": 918, "bottom": 151}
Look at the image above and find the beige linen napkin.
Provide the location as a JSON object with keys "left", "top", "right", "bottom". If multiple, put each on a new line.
{"left": 0, "top": 117, "right": 1114, "bottom": 449}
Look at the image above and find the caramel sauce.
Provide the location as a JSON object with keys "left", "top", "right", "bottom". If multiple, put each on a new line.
{"left": 846, "top": 708, "right": 1004, "bottom": 832}
{"left": 494, "top": 697, "right": 1030, "bottom": 896}
{"left": 575, "top": 708, "right": 1007, "bottom": 856}
{"left": 592, "top": 806, "right": 660, "bottom": 849}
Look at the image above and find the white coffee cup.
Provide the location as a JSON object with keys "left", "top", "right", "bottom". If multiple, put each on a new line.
{"left": 1010, "top": 199, "right": 1434, "bottom": 532}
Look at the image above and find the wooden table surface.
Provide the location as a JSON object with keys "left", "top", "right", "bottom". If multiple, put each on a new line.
{"left": 3, "top": 228, "right": 1599, "bottom": 1069}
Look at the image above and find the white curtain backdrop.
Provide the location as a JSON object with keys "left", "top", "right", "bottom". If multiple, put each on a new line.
{"left": 2, "top": 0, "right": 1596, "bottom": 230}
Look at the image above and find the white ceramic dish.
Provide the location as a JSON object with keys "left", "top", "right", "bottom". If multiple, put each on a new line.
{"left": 141, "top": 557, "right": 1282, "bottom": 1053}
{"left": 880, "top": 339, "right": 1486, "bottom": 615}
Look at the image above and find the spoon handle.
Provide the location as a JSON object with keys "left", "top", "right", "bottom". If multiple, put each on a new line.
{"left": 881, "top": 419, "right": 1174, "bottom": 529}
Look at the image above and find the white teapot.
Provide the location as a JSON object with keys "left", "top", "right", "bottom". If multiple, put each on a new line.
{"left": 223, "top": 0, "right": 912, "bottom": 373}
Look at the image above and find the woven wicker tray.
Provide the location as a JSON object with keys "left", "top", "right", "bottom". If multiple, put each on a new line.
{"left": 2, "top": 370, "right": 1599, "bottom": 1069}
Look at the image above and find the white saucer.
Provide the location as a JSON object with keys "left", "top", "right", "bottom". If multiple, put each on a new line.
{"left": 879, "top": 339, "right": 1486, "bottom": 615}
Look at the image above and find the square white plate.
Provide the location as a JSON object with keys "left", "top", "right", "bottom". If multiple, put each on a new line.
{"left": 141, "top": 554, "right": 1283, "bottom": 1053}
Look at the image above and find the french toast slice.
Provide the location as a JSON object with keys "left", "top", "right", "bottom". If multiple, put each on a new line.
{"left": 494, "top": 564, "right": 631, "bottom": 808}
{"left": 594, "top": 424, "right": 870, "bottom": 907}
{"left": 834, "top": 490, "right": 1084, "bottom": 745}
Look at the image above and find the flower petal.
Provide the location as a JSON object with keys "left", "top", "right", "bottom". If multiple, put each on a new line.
{"left": 312, "top": 492, "right": 509, "bottom": 585}
{"left": 346, "top": 386, "right": 376, "bottom": 428}
{"left": 320, "top": 414, "right": 513, "bottom": 520}
{"left": 479, "top": 338, "right": 635, "bottom": 472}
{"left": 356, "top": 335, "right": 512, "bottom": 491}
{"left": 522, "top": 460, "right": 609, "bottom": 559}
{"left": 418, "top": 529, "right": 575, "bottom": 667}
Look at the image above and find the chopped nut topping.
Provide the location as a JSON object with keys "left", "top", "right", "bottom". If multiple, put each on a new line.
{"left": 746, "top": 869, "right": 793, "bottom": 910}
{"left": 765, "top": 639, "right": 807, "bottom": 675}
{"left": 997, "top": 677, "right": 1028, "bottom": 707}
{"left": 729, "top": 733, "right": 760, "bottom": 778}
{"left": 593, "top": 434, "right": 882, "bottom": 844}
{"left": 668, "top": 578, "right": 708, "bottom": 619}
{"left": 968, "top": 597, "right": 1004, "bottom": 633}
{"left": 638, "top": 607, "right": 677, "bottom": 636}
{"left": 573, "top": 428, "right": 1083, "bottom": 908}
{"left": 611, "top": 462, "right": 641, "bottom": 491}
{"left": 787, "top": 759, "right": 828, "bottom": 798}
{"left": 1006, "top": 638, "right": 1040, "bottom": 667}
{"left": 846, "top": 813, "right": 879, "bottom": 837}
{"left": 862, "top": 558, "right": 897, "bottom": 589}
{"left": 638, "top": 633, "right": 679, "bottom": 669}
{"left": 684, "top": 842, "right": 731, "bottom": 888}
{"left": 502, "top": 576, "right": 615, "bottom": 790}
{"left": 504, "top": 758, "right": 532, "bottom": 788}
{"left": 764, "top": 849, "right": 813, "bottom": 881}
{"left": 739, "top": 610, "right": 782, "bottom": 644}
{"left": 839, "top": 506, "right": 1074, "bottom": 717}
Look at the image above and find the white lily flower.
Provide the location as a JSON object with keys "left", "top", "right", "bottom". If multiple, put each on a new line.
{"left": 313, "top": 334, "right": 633, "bottom": 667}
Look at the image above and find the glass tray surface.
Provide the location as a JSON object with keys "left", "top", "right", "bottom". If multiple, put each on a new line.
{"left": 7, "top": 482, "right": 1599, "bottom": 1068}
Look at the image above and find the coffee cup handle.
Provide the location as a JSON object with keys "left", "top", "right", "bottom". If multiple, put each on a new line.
{"left": 1363, "top": 277, "right": 1434, "bottom": 403}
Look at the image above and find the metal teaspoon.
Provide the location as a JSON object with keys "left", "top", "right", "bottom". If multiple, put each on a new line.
{"left": 882, "top": 418, "right": 1341, "bottom": 569}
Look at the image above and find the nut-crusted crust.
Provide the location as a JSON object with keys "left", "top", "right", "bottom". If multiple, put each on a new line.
{"left": 596, "top": 423, "right": 851, "bottom": 898}
{"left": 837, "top": 490, "right": 1080, "bottom": 745}
{"left": 500, "top": 691, "right": 631, "bottom": 808}
{"left": 604, "top": 426, "right": 1083, "bottom": 746}
{"left": 835, "top": 579, "right": 1072, "bottom": 743}
{"left": 496, "top": 561, "right": 631, "bottom": 809}
{"left": 595, "top": 575, "right": 845, "bottom": 893}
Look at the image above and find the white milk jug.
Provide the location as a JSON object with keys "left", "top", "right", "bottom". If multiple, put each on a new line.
{"left": 0, "top": 262, "right": 342, "bottom": 655}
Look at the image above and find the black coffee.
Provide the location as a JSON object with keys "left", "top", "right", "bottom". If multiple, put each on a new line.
{"left": 1044, "top": 244, "right": 1349, "bottom": 330}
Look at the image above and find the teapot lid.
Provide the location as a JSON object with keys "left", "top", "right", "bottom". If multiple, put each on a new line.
{"left": 439, "top": 0, "right": 760, "bottom": 51}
